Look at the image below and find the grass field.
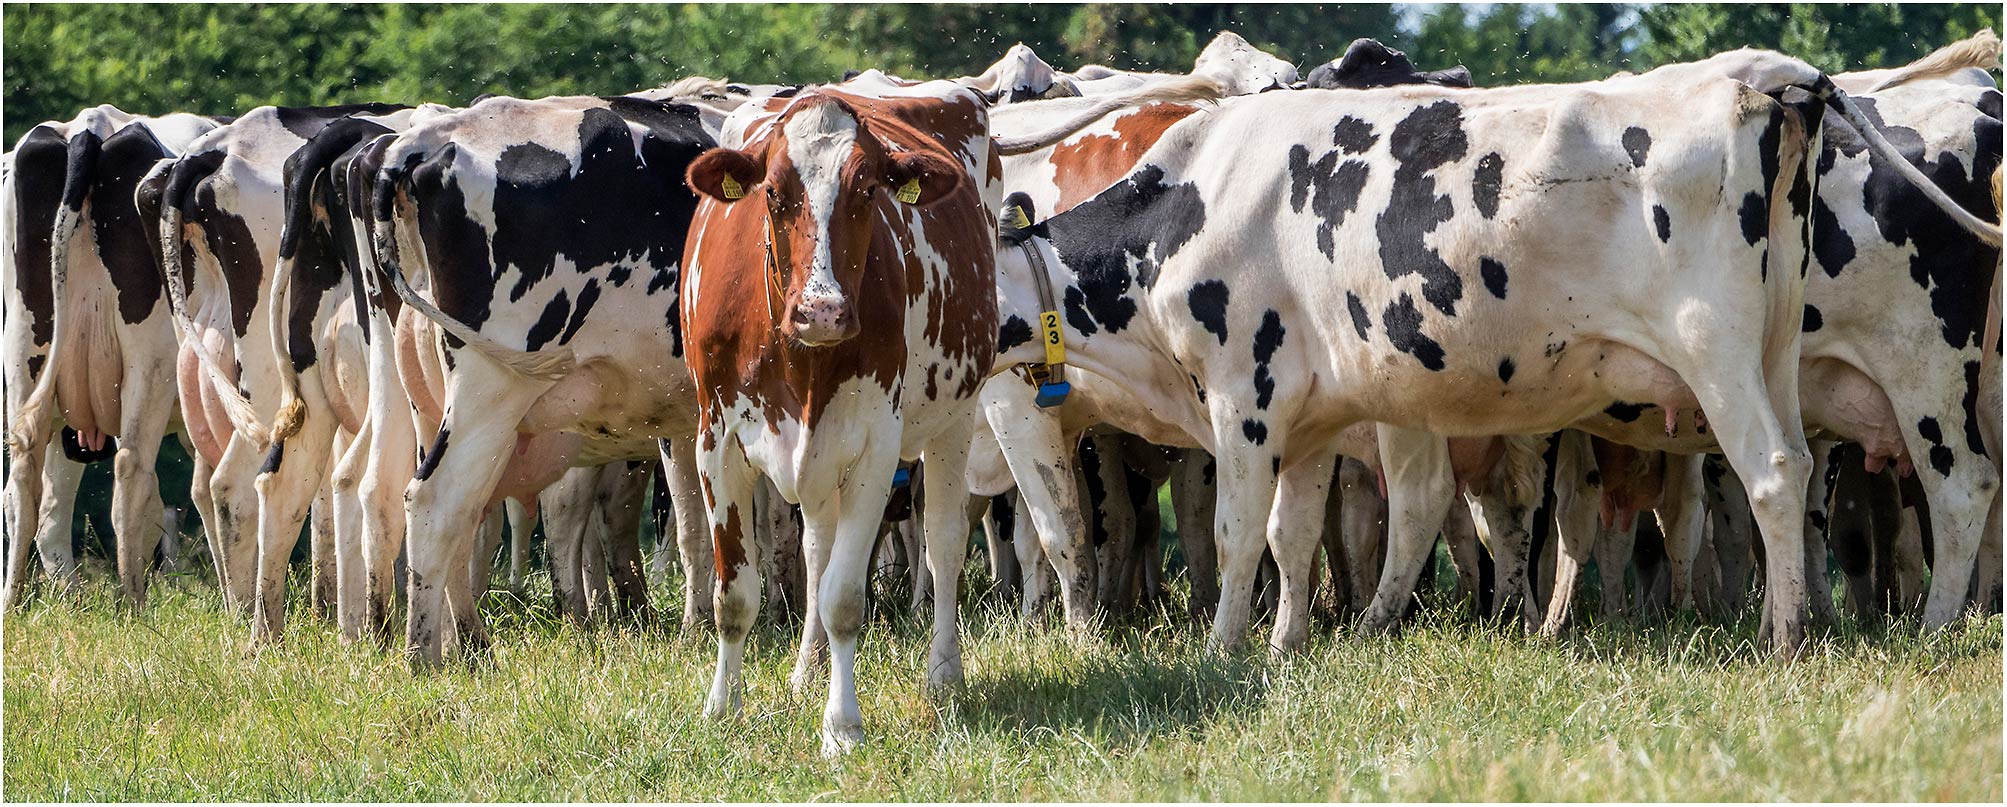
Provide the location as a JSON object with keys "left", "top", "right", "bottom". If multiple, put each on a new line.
{"left": 3, "top": 563, "right": 2001, "bottom": 801}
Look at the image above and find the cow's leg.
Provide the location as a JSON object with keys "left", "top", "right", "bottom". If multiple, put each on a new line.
{"left": 1359, "top": 428, "right": 1456, "bottom": 634}
{"left": 207, "top": 437, "right": 266, "bottom": 615}
{"left": 1966, "top": 496, "right": 1999, "bottom": 614}
{"left": 3, "top": 442, "right": 53, "bottom": 609}
{"left": 1692, "top": 375, "right": 1813, "bottom": 657}
{"left": 1085, "top": 434, "right": 1136, "bottom": 617}
{"left": 789, "top": 479, "right": 832, "bottom": 693}
{"left": 37, "top": 450, "right": 85, "bottom": 584}
{"left": 1911, "top": 462, "right": 1996, "bottom": 629}
{"left": 506, "top": 497, "right": 533, "bottom": 596}
{"left": 983, "top": 382, "right": 1094, "bottom": 630}
{"left": 920, "top": 425, "right": 975, "bottom": 689}
{"left": 1336, "top": 457, "right": 1384, "bottom": 613}
{"left": 1442, "top": 503, "right": 1483, "bottom": 613}
{"left": 1469, "top": 492, "right": 1539, "bottom": 630}
{"left": 603, "top": 462, "right": 654, "bottom": 624}
{"left": 1657, "top": 452, "right": 1706, "bottom": 614}
{"left": 402, "top": 366, "right": 545, "bottom": 667}
{"left": 110, "top": 366, "right": 176, "bottom": 608}
{"left": 1320, "top": 463, "right": 1350, "bottom": 617}
{"left": 248, "top": 396, "right": 339, "bottom": 645}
{"left": 1595, "top": 521, "right": 1636, "bottom": 620}
{"left": 1204, "top": 414, "right": 1289, "bottom": 653}
{"left": 1709, "top": 462, "right": 1756, "bottom": 616}
{"left": 330, "top": 420, "right": 371, "bottom": 640}
{"left": 1269, "top": 452, "right": 1333, "bottom": 653}
{"left": 469, "top": 500, "right": 505, "bottom": 604}
{"left": 1540, "top": 431, "right": 1600, "bottom": 637}
{"left": 308, "top": 458, "right": 339, "bottom": 619}
{"left": 661, "top": 436, "right": 713, "bottom": 635}
{"left": 185, "top": 447, "right": 227, "bottom": 598}
{"left": 1172, "top": 450, "right": 1219, "bottom": 619}
{"left": 358, "top": 397, "right": 415, "bottom": 644}
{"left": 542, "top": 466, "right": 595, "bottom": 624}
{"left": 700, "top": 433, "right": 761, "bottom": 718}
{"left": 768, "top": 486, "right": 805, "bottom": 623}
{"left": 982, "top": 493, "right": 1021, "bottom": 601}
{"left": 580, "top": 500, "right": 612, "bottom": 618}
{"left": 1801, "top": 442, "right": 1844, "bottom": 625}
{"left": 1012, "top": 495, "right": 1052, "bottom": 619}
{"left": 814, "top": 448, "right": 900, "bottom": 758}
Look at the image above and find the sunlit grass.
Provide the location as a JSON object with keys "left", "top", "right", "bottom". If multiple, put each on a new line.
{"left": 4, "top": 563, "right": 1999, "bottom": 801}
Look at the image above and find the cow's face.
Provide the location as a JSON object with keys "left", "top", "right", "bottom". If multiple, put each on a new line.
{"left": 689, "top": 96, "right": 962, "bottom": 346}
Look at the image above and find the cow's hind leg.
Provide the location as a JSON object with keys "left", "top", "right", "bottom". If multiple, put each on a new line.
{"left": 1269, "top": 452, "right": 1334, "bottom": 653}
{"left": 661, "top": 436, "right": 714, "bottom": 635}
{"left": 3, "top": 442, "right": 51, "bottom": 609}
{"left": 111, "top": 365, "right": 176, "bottom": 609}
{"left": 402, "top": 364, "right": 547, "bottom": 667}
{"left": 603, "top": 461, "right": 654, "bottom": 624}
{"left": 1540, "top": 431, "right": 1599, "bottom": 637}
{"left": 249, "top": 401, "right": 338, "bottom": 646}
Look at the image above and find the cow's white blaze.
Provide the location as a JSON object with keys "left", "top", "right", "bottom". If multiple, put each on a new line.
{"left": 783, "top": 103, "right": 859, "bottom": 318}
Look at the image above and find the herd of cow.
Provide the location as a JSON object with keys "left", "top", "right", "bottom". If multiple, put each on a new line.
{"left": 3, "top": 29, "right": 2002, "bottom": 756}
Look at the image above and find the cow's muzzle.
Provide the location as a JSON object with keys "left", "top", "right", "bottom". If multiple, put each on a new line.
{"left": 787, "top": 290, "right": 858, "bottom": 346}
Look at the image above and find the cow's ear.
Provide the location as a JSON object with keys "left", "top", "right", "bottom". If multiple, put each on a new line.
{"left": 687, "top": 148, "right": 762, "bottom": 203}
{"left": 884, "top": 151, "right": 962, "bottom": 207}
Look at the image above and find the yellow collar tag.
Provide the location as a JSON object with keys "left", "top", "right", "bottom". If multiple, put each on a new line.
{"left": 1038, "top": 310, "right": 1066, "bottom": 366}
{"left": 1010, "top": 204, "right": 1032, "bottom": 229}
{"left": 895, "top": 177, "right": 923, "bottom": 204}
{"left": 720, "top": 174, "right": 745, "bottom": 200}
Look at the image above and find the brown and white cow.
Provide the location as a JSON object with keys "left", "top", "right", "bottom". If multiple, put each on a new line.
{"left": 681, "top": 71, "right": 1219, "bottom": 754}
{"left": 6, "top": 106, "right": 221, "bottom": 608}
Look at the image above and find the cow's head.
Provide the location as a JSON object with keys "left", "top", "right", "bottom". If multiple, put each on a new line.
{"left": 1193, "top": 31, "right": 1300, "bottom": 95}
{"left": 688, "top": 95, "right": 962, "bottom": 346}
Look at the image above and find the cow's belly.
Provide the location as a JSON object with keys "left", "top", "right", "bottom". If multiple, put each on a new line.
{"left": 1316, "top": 335, "right": 1704, "bottom": 446}
{"left": 519, "top": 355, "right": 701, "bottom": 442}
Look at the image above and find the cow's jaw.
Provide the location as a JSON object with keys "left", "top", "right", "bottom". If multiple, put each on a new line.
{"left": 783, "top": 103, "right": 860, "bottom": 345}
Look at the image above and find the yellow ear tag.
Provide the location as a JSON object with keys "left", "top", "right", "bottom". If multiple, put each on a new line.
{"left": 896, "top": 177, "right": 923, "bottom": 204}
{"left": 720, "top": 174, "right": 745, "bottom": 200}
{"left": 1011, "top": 204, "right": 1032, "bottom": 229}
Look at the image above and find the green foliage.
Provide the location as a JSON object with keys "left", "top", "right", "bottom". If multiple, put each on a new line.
{"left": 12, "top": 4, "right": 1998, "bottom": 146}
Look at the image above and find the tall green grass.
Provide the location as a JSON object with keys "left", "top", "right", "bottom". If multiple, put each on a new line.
{"left": 4, "top": 566, "right": 1999, "bottom": 801}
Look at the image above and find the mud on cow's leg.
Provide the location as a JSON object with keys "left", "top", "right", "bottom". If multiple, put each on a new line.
{"left": 1359, "top": 427, "right": 1456, "bottom": 635}
{"left": 983, "top": 381, "right": 1096, "bottom": 631}
{"left": 250, "top": 398, "right": 339, "bottom": 647}
{"left": 603, "top": 461, "right": 655, "bottom": 624}
{"left": 309, "top": 458, "right": 339, "bottom": 619}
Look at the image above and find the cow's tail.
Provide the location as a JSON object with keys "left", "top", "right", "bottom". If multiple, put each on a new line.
{"left": 371, "top": 152, "right": 576, "bottom": 382}
{"left": 1867, "top": 28, "right": 2000, "bottom": 92}
{"left": 266, "top": 123, "right": 381, "bottom": 444}
{"left": 993, "top": 75, "right": 1224, "bottom": 155}
{"left": 160, "top": 155, "right": 273, "bottom": 447}
{"left": 6, "top": 130, "right": 105, "bottom": 453}
{"left": 1981, "top": 165, "right": 2003, "bottom": 463}
{"left": 1813, "top": 41, "right": 2003, "bottom": 246}
{"left": 1499, "top": 434, "right": 1547, "bottom": 511}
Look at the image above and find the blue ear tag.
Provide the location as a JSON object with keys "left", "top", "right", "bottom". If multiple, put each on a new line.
{"left": 891, "top": 466, "right": 912, "bottom": 489}
{"left": 1035, "top": 380, "right": 1072, "bottom": 408}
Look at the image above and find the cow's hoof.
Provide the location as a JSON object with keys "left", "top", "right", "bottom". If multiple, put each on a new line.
{"left": 703, "top": 688, "right": 741, "bottom": 720}
{"left": 820, "top": 721, "right": 863, "bottom": 759}
{"left": 925, "top": 655, "right": 964, "bottom": 692}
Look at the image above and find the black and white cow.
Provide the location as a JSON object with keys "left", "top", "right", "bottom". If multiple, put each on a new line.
{"left": 6, "top": 106, "right": 221, "bottom": 608}
{"left": 1305, "top": 38, "right": 1475, "bottom": 90}
{"left": 982, "top": 47, "right": 2002, "bottom": 656}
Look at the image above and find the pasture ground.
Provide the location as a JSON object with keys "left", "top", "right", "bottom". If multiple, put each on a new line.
{"left": 4, "top": 561, "right": 2001, "bottom": 801}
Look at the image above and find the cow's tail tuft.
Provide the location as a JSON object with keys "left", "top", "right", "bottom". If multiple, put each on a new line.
{"left": 371, "top": 155, "right": 576, "bottom": 382}
{"left": 1500, "top": 434, "right": 1547, "bottom": 511}
{"left": 993, "top": 75, "right": 1224, "bottom": 155}
{"left": 1867, "top": 29, "right": 2001, "bottom": 92}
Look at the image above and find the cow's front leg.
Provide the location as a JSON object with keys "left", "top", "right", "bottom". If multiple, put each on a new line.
{"left": 700, "top": 431, "right": 761, "bottom": 719}
{"left": 983, "top": 381, "right": 1095, "bottom": 632}
{"left": 816, "top": 445, "right": 900, "bottom": 757}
